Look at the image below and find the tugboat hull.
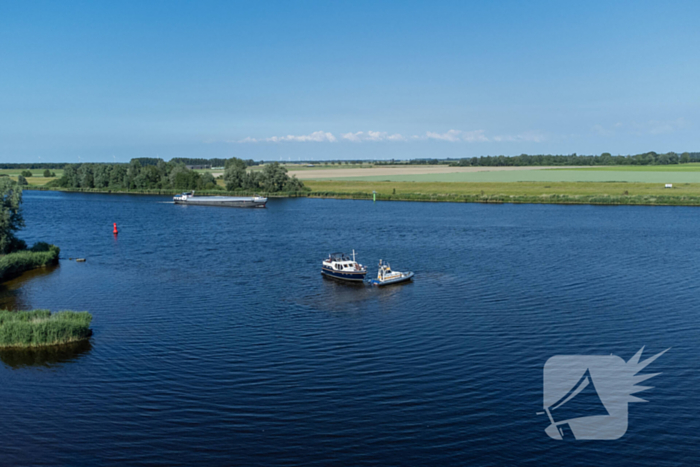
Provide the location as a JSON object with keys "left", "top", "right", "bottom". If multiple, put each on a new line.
{"left": 369, "top": 271, "right": 414, "bottom": 286}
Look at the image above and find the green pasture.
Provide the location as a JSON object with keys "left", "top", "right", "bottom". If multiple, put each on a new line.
{"left": 561, "top": 163, "right": 700, "bottom": 172}
{"left": 309, "top": 169, "right": 700, "bottom": 183}
{"left": 0, "top": 169, "right": 64, "bottom": 186}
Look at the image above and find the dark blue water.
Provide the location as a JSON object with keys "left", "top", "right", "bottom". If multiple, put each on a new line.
{"left": 1, "top": 191, "right": 698, "bottom": 466}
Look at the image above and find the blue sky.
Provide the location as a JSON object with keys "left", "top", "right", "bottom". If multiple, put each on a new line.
{"left": 1, "top": 0, "right": 699, "bottom": 162}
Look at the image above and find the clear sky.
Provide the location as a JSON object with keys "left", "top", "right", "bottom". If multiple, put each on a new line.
{"left": 1, "top": 0, "right": 699, "bottom": 162}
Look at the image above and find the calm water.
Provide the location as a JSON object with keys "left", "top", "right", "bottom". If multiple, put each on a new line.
{"left": 1, "top": 191, "right": 698, "bottom": 466}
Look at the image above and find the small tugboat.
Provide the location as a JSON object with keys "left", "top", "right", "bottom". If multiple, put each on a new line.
{"left": 369, "top": 259, "right": 414, "bottom": 286}
{"left": 173, "top": 191, "right": 267, "bottom": 208}
{"left": 321, "top": 251, "right": 367, "bottom": 282}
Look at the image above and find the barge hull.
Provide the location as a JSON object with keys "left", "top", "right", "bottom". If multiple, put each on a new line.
{"left": 174, "top": 199, "right": 267, "bottom": 208}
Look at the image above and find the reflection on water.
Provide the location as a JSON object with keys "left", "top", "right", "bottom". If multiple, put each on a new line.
{"left": 0, "top": 264, "right": 60, "bottom": 310}
{"left": 0, "top": 339, "right": 92, "bottom": 369}
{"left": 297, "top": 275, "right": 410, "bottom": 312}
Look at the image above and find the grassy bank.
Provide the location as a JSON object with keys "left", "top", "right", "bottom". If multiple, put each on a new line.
{"left": 0, "top": 243, "right": 60, "bottom": 283}
{"left": 0, "top": 310, "right": 92, "bottom": 348}
{"left": 25, "top": 181, "right": 700, "bottom": 206}
{"left": 304, "top": 180, "right": 700, "bottom": 206}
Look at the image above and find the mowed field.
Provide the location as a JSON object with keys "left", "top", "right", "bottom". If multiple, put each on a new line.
{"left": 291, "top": 164, "right": 700, "bottom": 183}
{"left": 0, "top": 169, "right": 64, "bottom": 186}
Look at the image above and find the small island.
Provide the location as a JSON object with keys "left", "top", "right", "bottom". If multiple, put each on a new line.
{"left": 0, "top": 310, "right": 93, "bottom": 348}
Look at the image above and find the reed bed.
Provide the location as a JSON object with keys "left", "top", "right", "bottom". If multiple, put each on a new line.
{"left": 0, "top": 310, "right": 92, "bottom": 348}
{"left": 0, "top": 243, "right": 60, "bottom": 282}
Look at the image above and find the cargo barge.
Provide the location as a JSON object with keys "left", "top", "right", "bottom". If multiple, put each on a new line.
{"left": 173, "top": 191, "right": 267, "bottom": 208}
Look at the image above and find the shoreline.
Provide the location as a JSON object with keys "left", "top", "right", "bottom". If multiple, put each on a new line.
{"left": 24, "top": 185, "right": 700, "bottom": 207}
{"left": 0, "top": 244, "right": 61, "bottom": 284}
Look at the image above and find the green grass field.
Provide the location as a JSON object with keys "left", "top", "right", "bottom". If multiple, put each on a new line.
{"left": 309, "top": 170, "right": 700, "bottom": 183}
{"left": 560, "top": 163, "right": 700, "bottom": 172}
{"left": 0, "top": 169, "right": 64, "bottom": 186}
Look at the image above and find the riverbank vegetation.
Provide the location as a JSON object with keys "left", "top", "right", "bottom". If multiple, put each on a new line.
{"left": 302, "top": 180, "right": 700, "bottom": 206}
{"left": 46, "top": 158, "right": 305, "bottom": 193}
{"left": 0, "top": 310, "right": 92, "bottom": 348}
{"left": 25, "top": 179, "right": 700, "bottom": 207}
{"left": 0, "top": 243, "right": 61, "bottom": 282}
{"left": 1, "top": 179, "right": 60, "bottom": 282}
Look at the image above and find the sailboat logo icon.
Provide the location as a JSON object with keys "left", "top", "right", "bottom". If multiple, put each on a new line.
{"left": 542, "top": 347, "right": 668, "bottom": 440}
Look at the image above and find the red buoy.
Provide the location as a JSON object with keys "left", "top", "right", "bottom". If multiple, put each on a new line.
{"left": 113, "top": 223, "right": 118, "bottom": 235}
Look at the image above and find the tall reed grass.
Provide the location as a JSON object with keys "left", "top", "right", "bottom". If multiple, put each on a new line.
{"left": 0, "top": 310, "right": 92, "bottom": 348}
{"left": 0, "top": 243, "right": 60, "bottom": 282}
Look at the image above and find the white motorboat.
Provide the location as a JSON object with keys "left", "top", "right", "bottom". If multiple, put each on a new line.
{"left": 368, "top": 259, "right": 414, "bottom": 286}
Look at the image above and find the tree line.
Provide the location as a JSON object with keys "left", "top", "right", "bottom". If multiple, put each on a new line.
{"left": 46, "top": 158, "right": 304, "bottom": 192}
{"left": 448, "top": 152, "right": 700, "bottom": 167}
{"left": 0, "top": 163, "right": 67, "bottom": 169}
{"left": 223, "top": 158, "right": 304, "bottom": 192}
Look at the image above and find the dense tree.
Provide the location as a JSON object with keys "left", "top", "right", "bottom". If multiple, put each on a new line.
{"left": 224, "top": 158, "right": 247, "bottom": 190}
{"left": 199, "top": 172, "right": 216, "bottom": 189}
{"left": 261, "top": 163, "right": 291, "bottom": 192}
{"left": 46, "top": 159, "right": 291, "bottom": 193}
{"left": 0, "top": 179, "right": 25, "bottom": 254}
{"left": 283, "top": 175, "right": 305, "bottom": 192}
{"left": 172, "top": 170, "right": 201, "bottom": 190}
{"left": 21, "top": 170, "right": 32, "bottom": 177}
{"left": 43, "top": 169, "right": 52, "bottom": 177}
{"left": 242, "top": 171, "right": 263, "bottom": 190}
{"left": 167, "top": 165, "right": 188, "bottom": 187}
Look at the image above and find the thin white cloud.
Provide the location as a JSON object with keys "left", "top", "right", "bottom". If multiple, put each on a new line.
{"left": 265, "top": 131, "right": 337, "bottom": 143}
{"left": 648, "top": 118, "right": 686, "bottom": 135}
{"left": 462, "top": 130, "right": 490, "bottom": 142}
{"left": 425, "top": 129, "right": 489, "bottom": 142}
{"left": 341, "top": 131, "right": 406, "bottom": 142}
{"left": 230, "top": 128, "right": 546, "bottom": 144}
{"left": 592, "top": 119, "right": 687, "bottom": 137}
{"left": 426, "top": 129, "right": 463, "bottom": 142}
{"left": 234, "top": 132, "right": 336, "bottom": 143}
{"left": 492, "top": 131, "right": 546, "bottom": 143}
{"left": 592, "top": 122, "right": 623, "bottom": 136}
